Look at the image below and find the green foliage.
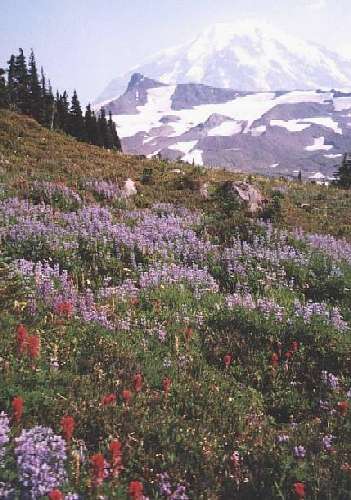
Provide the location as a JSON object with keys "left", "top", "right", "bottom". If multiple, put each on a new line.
{"left": 336, "top": 154, "right": 351, "bottom": 189}
{"left": 0, "top": 110, "right": 351, "bottom": 498}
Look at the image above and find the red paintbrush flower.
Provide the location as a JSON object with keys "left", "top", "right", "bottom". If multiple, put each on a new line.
{"left": 285, "top": 351, "right": 292, "bottom": 360}
{"left": 337, "top": 401, "right": 349, "bottom": 416}
{"left": 48, "top": 489, "right": 64, "bottom": 500}
{"left": 130, "top": 297, "right": 139, "bottom": 307}
{"left": 162, "top": 377, "right": 172, "bottom": 395}
{"left": 122, "top": 389, "right": 132, "bottom": 404}
{"left": 271, "top": 352, "right": 279, "bottom": 367}
{"left": 133, "top": 373, "right": 143, "bottom": 393}
{"left": 224, "top": 354, "right": 232, "bottom": 368}
{"left": 101, "top": 393, "right": 117, "bottom": 406}
{"left": 293, "top": 482, "right": 305, "bottom": 498}
{"left": 55, "top": 301, "right": 73, "bottom": 317}
{"left": 128, "top": 480, "right": 143, "bottom": 499}
{"left": 90, "top": 453, "right": 105, "bottom": 486}
{"left": 12, "top": 396, "right": 24, "bottom": 423}
{"left": 27, "top": 334, "right": 40, "bottom": 359}
{"left": 16, "top": 324, "right": 28, "bottom": 354}
{"left": 291, "top": 341, "right": 299, "bottom": 352}
{"left": 61, "top": 415, "right": 75, "bottom": 442}
{"left": 184, "top": 326, "right": 193, "bottom": 342}
{"left": 110, "top": 438, "right": 123, "bottom": 477}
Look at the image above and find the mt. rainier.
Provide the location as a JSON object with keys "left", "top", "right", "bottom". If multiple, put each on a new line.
{"left": 96, "top": 19, "right": 351, "bottom": 104}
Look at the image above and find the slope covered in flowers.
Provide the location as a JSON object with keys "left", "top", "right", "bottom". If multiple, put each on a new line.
{"left": 0, "top": 110, "right": 350, "bottom": 499}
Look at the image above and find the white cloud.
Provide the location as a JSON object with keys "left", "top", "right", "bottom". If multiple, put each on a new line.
{"left": 301, "top": 0, "right": 327, "bottom": 10}
{"left": 337, "top": 44, "right": 351, "bottom": 59}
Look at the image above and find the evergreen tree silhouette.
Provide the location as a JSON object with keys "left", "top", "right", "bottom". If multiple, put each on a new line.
{"left": 0, "top": 68, "right": 8, "bottom": 108}
{"left": 85, "top": 104, "right": 100, "bottom": 145}
{"left": 13, "top": 48, "right": 30, "bottom": 113}
{"left": 40, "top": 68, "right": 54, "bottom": 128}
{"left": 55, "top": 91, "right": 70, "bottom": 132}
{"left": 336, "top": 154, "right": 351, "bottom": 188}
{"left": 3, "top": 48, "right": 120, "bottom": 151}
{"left": 28, "top": 49, "right": 42, "bottom": 121}
{"left": 7, "top": 55, "right": 16, "bottom": 107}
{"left": 108, "top": 111, "right": 122, "bottom": 151}
{"left": 97, "top": 107, "right": 108, "bottom": 147}
{"left": 68, "top": 90, "right": 86, "bottom": 141}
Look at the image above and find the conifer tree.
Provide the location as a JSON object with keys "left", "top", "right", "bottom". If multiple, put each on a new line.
{"left": 68, "top": 90, "right": 86, "bottom": 141}
{"left": 46, "top": 81, "right": 55, "bottom": 129}
{"left": 55, "top": 91, "right": 70, "bottom": 132}
{"left": 108, "top": 111, "right": 122, "bottom": 151}
{"left": 40, "top": 69, "right": 54, "bottom": 128}
{"left": 28, "top": 49, "right": 42, "bottom": 121}
{"left": 97, "top": 107, "right": 109, "bottom": 147}
{"left": 85, "top": 104, "right": 99, "bottom": 145}
{"left": 336, "top": 154, "right": 351, "bottom": 188}
{"left": 0, "top": 68, "right": 8, "bottom": 108}
{"left": 7, "top": 55, "right": 16, "bottom": 107}
{"left": 13, "top": 48, "right": 30, "bottom": 113}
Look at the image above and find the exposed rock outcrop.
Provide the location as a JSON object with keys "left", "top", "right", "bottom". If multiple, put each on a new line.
{"left": 221, "top": 181, "right": 268, "bottom": 213}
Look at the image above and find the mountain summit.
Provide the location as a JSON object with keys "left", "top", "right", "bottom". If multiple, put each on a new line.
{"left": 96, "top": 19, "right": 351, "bottom": 103}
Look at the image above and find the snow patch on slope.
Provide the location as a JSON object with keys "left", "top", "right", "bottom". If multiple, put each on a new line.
{"left": 270, "top": 120, "right": 311, "bottom": 132}
{"left": 208, "top": 121, "right": 243, "bottom": 136}
{"left": 305, "top": 137, "right": 333, "bottom": 151}
{"left": 168, "top": 141, "right": 198, "bottom": 154}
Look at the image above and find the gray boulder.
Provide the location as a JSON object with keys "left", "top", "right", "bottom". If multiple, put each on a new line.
{"left": 221, "top": 181, "right": 268, "bottom": 213}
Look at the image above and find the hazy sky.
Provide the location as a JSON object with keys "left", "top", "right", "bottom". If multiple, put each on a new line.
{"left": 1, "top": 0, "right": 350, "bottom": 104}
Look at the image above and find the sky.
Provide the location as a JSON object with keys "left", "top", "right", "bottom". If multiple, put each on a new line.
{"left": 1, "top": 0, "right": 350, "bottom": 105}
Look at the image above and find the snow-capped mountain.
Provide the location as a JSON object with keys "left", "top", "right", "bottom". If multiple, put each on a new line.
{"left": 96, "top": 19, "right": 351, "bottom": 104}
{"left": 101, "top": 73, "right": 351, "bottom": 176}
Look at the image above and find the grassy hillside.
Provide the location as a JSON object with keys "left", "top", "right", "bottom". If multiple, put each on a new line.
{"left": 0, "top": 110, "right": 350, "bottom": 499}
{"left": 1, "top": 109, "right": 351, "bottom": 237}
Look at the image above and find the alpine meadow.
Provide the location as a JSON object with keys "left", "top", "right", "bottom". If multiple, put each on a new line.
{"left": 0, "top": 3, "right": 351, "bottom": 499}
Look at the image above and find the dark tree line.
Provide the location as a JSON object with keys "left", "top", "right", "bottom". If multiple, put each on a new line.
{"left": 336, "top": 154, "right": 351, "bottom": 188}
{"left": 0, "top": 49, "right": 121, "bottom": 151}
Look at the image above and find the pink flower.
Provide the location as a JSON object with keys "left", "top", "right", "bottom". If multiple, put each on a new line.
{"left": 133, "top": 373, "right": 143, "bottom": 393}
{"left": 122, "top": 389, "right": 132, "bottom": 404}
{"left": 271, "top": 353, "right": 279, "bottom": 367}
{"left": 16, "top": 324, "right": 28, "bottom": 354}
{"left": 90, "top": 453, "right": 105, "bottom": 486}
{"left": 224, "top": 354, "right": 232, "bottom": 368}
{"left": 12, "top": 396, "right": 24, "bottom": 423}
{"left": 61, "top": 415, "right": 75, "bottom": 441}
{"left": 128, "top": 480, "right": 143, "bottom": 499}
{"left": 162, "top": 377, "right": 172, "bottom": 395}
{"left": 293, "top": 482, "right": 305, "bottom": 498}
{"left": 101, "top": 393, "right": 117, "bottom": 406}
{"left": 110, "top": 439, "right": 123, "bottom": 477}
{"left": 27, "top": 334, "right": 40, "bottom": 359}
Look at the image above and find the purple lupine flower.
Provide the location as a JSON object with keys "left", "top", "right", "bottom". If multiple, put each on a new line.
{"left": 163, "top": 358, "right": 172, "bottom": 368}
{"left": 293, "top": 445, "right": 306, "bottom": 458}
{"left": 277, "top": 434, "right": 289, "bottom": 444}
{"left": 31, "top": 180, "right": 82, "bottom": 206}
{"left": 319, "top": 400, "right": 331, "bottom": 411}
{"left": 157, "top": 473, "right": 189, "bottom": 499}
{"left": 0, "top": 412, "right": 10, "bottom": 467}
{"left": 158, "top": 329, "right": 167, "bottom": 342}
{"left": 322, "top": 435, "right": 334, "bottom": 451}
{"left": 15, "top": 426, "right": 67, "bottom": 498}
{"left": 85, "top": 179, "right": 123, "bottom": 201}
{"left": 0, "top": 482, "right": 15, "bottom": 498}
{"left": 294, "top": 229, "right": 351, "bottom": 265}
{"left": 321, "top": 371, "right": 339, "bottom": 390}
